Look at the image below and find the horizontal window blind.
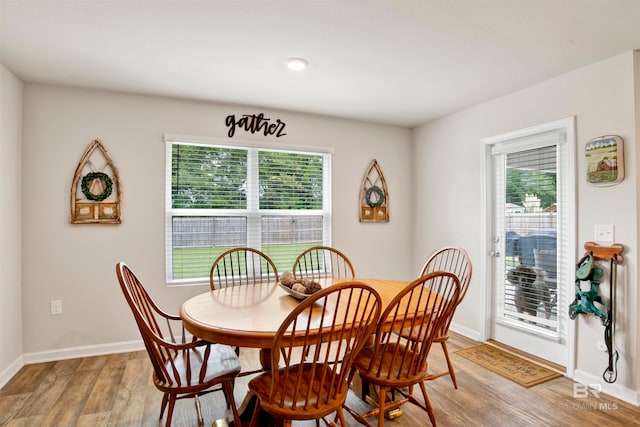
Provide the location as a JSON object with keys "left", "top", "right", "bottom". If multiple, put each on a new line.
{"left": 166, "top": 140, "right": 331, "bottom": 285}
{"left": 496, "top": 138, "right": 563, "bottom": 336}
{"left": 172, "top": 144, "right": 247, "bottom": 209}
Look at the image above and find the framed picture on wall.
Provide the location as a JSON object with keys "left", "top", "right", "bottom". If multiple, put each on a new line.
{"left": 585, "top": 135, "right": 624, "bottom": 186}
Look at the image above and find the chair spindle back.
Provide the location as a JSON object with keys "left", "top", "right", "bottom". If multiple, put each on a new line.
{"left": 420, "top": 246, "right": 472, "bottom": 334}
{"left": 293, "top": 246, "right": 355, "bottom": 280}
{"left": 210, "top": 247, "right": 279, "bottom": 290}
{"left": 253, "top": 282, "right": 381, "bottom": 423}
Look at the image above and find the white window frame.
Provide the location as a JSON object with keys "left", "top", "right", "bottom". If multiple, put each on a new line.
{"left": 164, "top": 134, "right": 333, "bottom": 286}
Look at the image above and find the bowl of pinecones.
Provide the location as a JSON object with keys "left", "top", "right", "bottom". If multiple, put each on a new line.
{"left": 278, "top": 271, "right": 322, "bottom": 300}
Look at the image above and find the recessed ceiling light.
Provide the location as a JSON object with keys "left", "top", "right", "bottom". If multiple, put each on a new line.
{"left": 286, "top": 57, "right": 309, "bottom": 71}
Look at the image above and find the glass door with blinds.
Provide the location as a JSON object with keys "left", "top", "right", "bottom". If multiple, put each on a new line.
{"left": 484, "top": 118, "right": 575, "bottom": 367}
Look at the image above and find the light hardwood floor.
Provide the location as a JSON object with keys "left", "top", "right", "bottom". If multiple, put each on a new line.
{"left": 1, "top": 333, "right": 638, "bottom": 427}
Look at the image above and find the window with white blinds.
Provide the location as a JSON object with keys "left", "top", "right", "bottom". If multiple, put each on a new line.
{"left": 165, "top": 138, "right": 331, "bottom": 285}
{"left": 493, "top": 128, "right": 570, "bottom": 338}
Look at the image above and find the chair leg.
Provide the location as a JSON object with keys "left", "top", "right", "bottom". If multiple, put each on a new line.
{"left": 342, "top": 401, "right": 374, "bottom": 427}
{"left": 440, "top": 341, "right": 457, "bottom": 389}
{"left": 164, "top": 394, "right": 177, "bottom": 427}
{"left": 159, "top": 393, "right": 169, "bottom": 418}
{"left": 418, "top": 380, "right": 437, "bottom": 426}
{"left": 222, "top": 380, "right": 242, "bottom": 427}
{"left": 336, "top": 407, "right": 348, "bottom": 426}
{"left": 377, "top": 386, "right": 387, "bottom": 427}
{"left": 249, "top": 399, "right": 261, "bottom": 427}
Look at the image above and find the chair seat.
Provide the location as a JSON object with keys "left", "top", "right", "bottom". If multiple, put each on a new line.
{"left": 353, "top": 344, "right": 426, "bottom": 389}
{"left": 249, "top": 363, "right": 348, "bottom": 419}
{"left": 157, "top": 344, "right": 241, "bottom": 390}
{"left": 398, "top": 317, "right": 439, "bottom": 342}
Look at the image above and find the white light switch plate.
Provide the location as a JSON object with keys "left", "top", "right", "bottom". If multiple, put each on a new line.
{"left": 594, "top": 224, "right": 614, "bottom": 243}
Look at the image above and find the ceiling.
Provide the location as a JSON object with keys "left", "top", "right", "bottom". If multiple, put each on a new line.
{"left": 1, "top": 0, "right": 639, "bottom": 128}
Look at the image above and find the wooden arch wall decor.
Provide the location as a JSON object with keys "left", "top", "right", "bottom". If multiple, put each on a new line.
{"left": 359, "top": 159, "right": 389, "bottom": 222}
{"left": 70, "top": 139, "right": 122, "bottom": 224}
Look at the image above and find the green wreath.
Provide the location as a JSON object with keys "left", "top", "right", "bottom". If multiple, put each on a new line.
{"left": 365, "top": 185, "right": 385, "bottom": 208}
{"left": 81, "top": 172, "right": 113, "bottom": 201}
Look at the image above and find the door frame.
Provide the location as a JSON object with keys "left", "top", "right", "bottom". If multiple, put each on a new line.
{"left": 479, "top": 117, "right": 576, "bottom": 377}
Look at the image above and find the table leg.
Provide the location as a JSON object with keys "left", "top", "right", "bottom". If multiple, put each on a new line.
{"left": 232, "top": 348, "right": 283, "bottom": 427}
{"left": 259, "top": 348, "right": 272, "bottom": 370}
{"left": 234, "top": 394, "right": 283, "bottom": 427}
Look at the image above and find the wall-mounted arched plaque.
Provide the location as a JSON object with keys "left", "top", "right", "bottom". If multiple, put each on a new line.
{"left": 70, "top": 139, "right": 122, "bottom": 224}
{"left": 359, "top": 159, "right": 389, "bottom": 222}
{"left": 585, "top": 135, "right": 624, "bottom": 186}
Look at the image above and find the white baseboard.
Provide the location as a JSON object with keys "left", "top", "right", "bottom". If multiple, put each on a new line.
{"left": 572, "top": 369, "right": 639, "bottom": 406}
{"left": 0, "top": 355, "right": 25, "bottom": 390}
{"left": 449, "top": 322, "right": 482, "bottom": 342}
{"left": 22, "top": 340, "right": 144, "bottom": 364}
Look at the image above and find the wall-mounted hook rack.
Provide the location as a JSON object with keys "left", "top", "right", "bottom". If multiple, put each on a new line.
{"left": 583, "top": 241, "right": 624, "bottom": 262}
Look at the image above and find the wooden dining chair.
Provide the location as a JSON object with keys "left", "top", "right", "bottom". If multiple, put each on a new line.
{"left": 248, "top": 281, "right": 382, "bottom": 427}
{"left": 116, "top": 262, "right": 242, "bottom": 427}
{"left": 210, "top": 247, "right": 279, "bottom": 290}
{"left": 418, "top": 246, "right": 472, "bottom": 389}
{"left": 344, "top": 272, "right": 460, "bottom": 427}
{"left": 293, "top": 245, "right": 355, "bottom": 280}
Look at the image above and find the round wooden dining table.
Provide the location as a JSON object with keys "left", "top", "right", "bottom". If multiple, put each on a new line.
{"left": 180, "top": 277, "right": 412, "bottom": 425}
{"left": 180, "top": 277, "right": 410, "bottom": 366}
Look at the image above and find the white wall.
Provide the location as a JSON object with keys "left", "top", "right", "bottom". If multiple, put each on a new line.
{"left": 635, "top": 49, "right": 640, "bottom": 395}
{"left": 20, "top": 84, "right": 413, "bottom": 357}
{"left": 413, "top": 51, "right": 639, "bottom": 402}
{"left": 0, "top": 65, "right": 23, "bottom": 386}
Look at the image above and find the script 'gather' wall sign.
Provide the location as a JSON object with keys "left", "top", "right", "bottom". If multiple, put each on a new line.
{"left": 226, "top": 113, "right": 287, "bottom": 138}
{"left": 359, "top": 159, "right": 389, "bottom": 223}
{"left": 70, "top": 139, "right": 122, "bottom": 224}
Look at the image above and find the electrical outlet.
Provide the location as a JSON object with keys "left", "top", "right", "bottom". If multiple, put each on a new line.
{"left": 594, "top": 224, "right": 614, "bottom": 243}
{"left": 50, "top": 300, "right": 63, "bottom": 315}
